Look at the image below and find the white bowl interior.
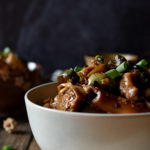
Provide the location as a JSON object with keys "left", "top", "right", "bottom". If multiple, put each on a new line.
{"left": 27, "top": 82, "right": 58, "bottom": 105}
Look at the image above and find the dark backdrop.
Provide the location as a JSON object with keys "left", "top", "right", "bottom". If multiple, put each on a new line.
{"left": 0, "top": 0, "right": 150, "bottom": 72}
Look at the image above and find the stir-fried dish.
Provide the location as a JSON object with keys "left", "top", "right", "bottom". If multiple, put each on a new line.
{"left": 0, "top": 47, "right": 41, "bottom": 91}
{"left": 0, "top": 47, "right": 27, "bottom": 73}
{"left": 43, "top": 54, "right": 150, "bottom": 113}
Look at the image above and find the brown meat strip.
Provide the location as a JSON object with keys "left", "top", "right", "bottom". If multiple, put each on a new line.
{"left": 51, "top": 83, "right": 87, "bottom": 111}
{"left": 120, "top": 72, "right": 138, "bottom": 101}
{"left": 90, "top": 88, "right": 147, "bottom": 113}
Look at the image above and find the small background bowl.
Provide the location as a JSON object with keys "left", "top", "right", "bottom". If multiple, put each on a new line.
{"left": 84, "top": 53, "right": 139, "bottom": 66}
{"left": 0, "top": 62, "right": 45, "bottom": 117}
{"left": 25, "top": 82, "right": 150, "bottom": 150}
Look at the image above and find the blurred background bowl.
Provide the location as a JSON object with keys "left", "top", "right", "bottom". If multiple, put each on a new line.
{"left": 0, "top": 62, "right": 47, "bottom": 117}
{"left": 84, "top": 53, "right": 139, "bottom": 66}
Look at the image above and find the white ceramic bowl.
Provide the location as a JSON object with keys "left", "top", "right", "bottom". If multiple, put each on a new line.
{"left": 25, "top": 82, "right": 150, "bottom": 150}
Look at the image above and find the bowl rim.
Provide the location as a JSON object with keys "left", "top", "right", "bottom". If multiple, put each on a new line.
{"left": 25, "top": 82, "right": 150, "bottom": 117}
{"left": 85, "top": 53, "right": 139, "bottom": 57}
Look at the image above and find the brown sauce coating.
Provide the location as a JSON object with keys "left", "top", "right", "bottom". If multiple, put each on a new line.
{"left": 120, "top": 72, "right": 138, "bottom": 101}
{"left": 43, "top": 54, "right": 150, "bottom": 113}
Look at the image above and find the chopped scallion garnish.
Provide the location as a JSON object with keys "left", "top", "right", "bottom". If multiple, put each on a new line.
{"left": 3, "top": 47, "right": 11, "bottom": 55}
{"left": 61, "top": 69, "right": 74, "bottom": 77}
{"left": 2, "top": 145, "right": 12, "bottom": 150}
{"left": 136, "top": 59, "right": 148, "bottom": 68}
{"left": 116, "top": 61, "right": 128, "bottom": 73}
{"left": 74, "top": 66, "right": 82, "bottom": 72}
{"left": 106, "top": 69, "right": 121, "bottom": 79}
{"left": 88, "top": 73, "right": 106, "bottom": 85}
{"left": 95, "top": 55, "right": 103, "bottom": 59}
{"left": 95, "top": 55, "right": 104, "bottom": 64}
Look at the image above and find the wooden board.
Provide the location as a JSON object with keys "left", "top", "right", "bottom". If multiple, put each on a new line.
{"left": 0, "top": 117, "right": 40, "bottom": 150}
{"left": 28, "top": 139, "right": 40, "bottom": 150}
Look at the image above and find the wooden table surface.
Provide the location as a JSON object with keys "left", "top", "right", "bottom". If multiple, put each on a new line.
{"left": 0, "top": 115, "right": 40, "bottom": 150}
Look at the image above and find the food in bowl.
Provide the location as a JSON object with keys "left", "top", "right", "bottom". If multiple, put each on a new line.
{"left": 43, "top": 54, "right": 150, "bottom": 113}
{"left": 0, "top": 47, "right": 42, "bottom": 115}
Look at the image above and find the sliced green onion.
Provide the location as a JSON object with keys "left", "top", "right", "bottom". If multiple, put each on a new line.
{"left": 106, "top": 69, "right": 122, "bottom": 79}
{"left": 88, "top": 73, "right": 106, "bottom": 85}
{"left": 95, "top": 55, "right": 104, "bottom": 64}
{"left": 61, "top": 69, "right": 74, "bottom": 77}
{"left": 74, "top": 66, "right": 82, "bottom": 72}
{"left": 2, "top": 145, "right": 12, "bottom": 150}
{"left": 116, "top": 61, "right": 128, "bottom": 73}
{"left": 95, "top": 55, "right": 103, "bottom": 60}
{"left": 100, "top": 61, "right": 104, "bottom": 64}
{"left": 136, "top": 59, "right": 148, "bottom": 68}
{"left": 3, "top": 47, "right": 11, "bottom": 55}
